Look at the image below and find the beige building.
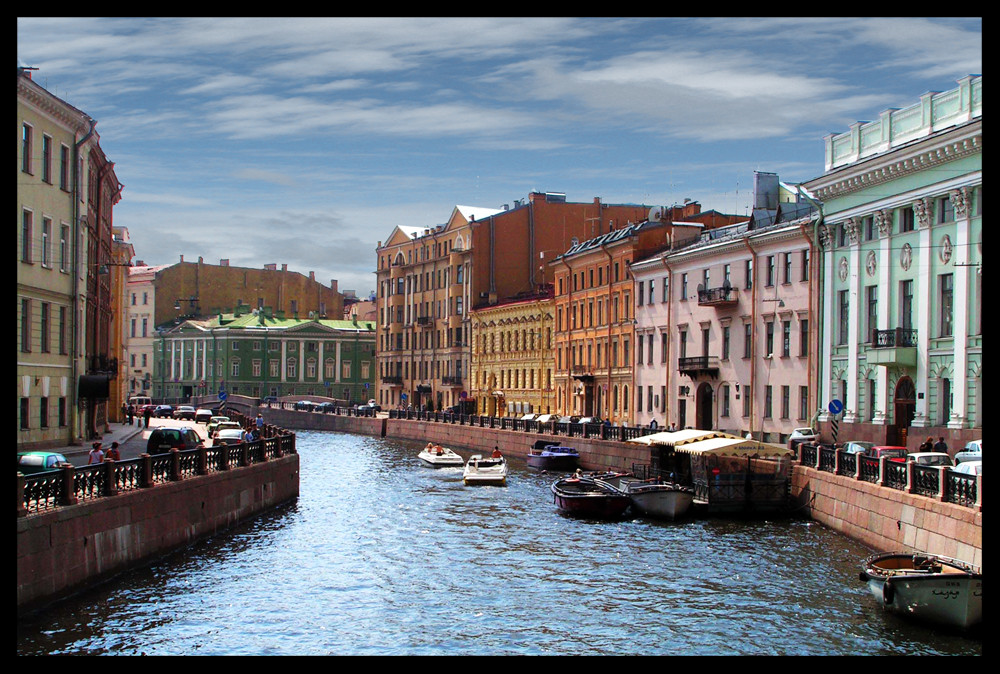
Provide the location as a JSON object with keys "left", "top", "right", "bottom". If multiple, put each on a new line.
{"left": 109, "top": 226, "right": 135, "bottom": 419}
{"left": 18, "top": 67, "right": 120, "bottom": 449}
{"left": 470, "top": 289, "right": 555, "bottom": 417}
{"left": 125, "top": 261, "right": 171, "bottom": 402}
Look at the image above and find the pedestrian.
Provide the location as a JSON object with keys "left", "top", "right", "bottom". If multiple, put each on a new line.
{"left": 933, "top": 436, "right": 949, "bottom": 453}
{"left": 121, "top": 403, "right": 128, "bottom": 424}
{"left": 106, "top": 442, "right": 121, "bottom": 461}
{"left": 88, "top": 442, "right": 105, "bottom": 465}
{"left": 919, "top": 436, "right": 934, "bottom": 453}
{"left": 243, "top": 427, "right": 255, "bottom": 443}
{"left": 144, "top": 405, "right": 152, "bottom": 428}
{"left": 255, "top": 412, "right": 265, "bottom": 437}
{"left": 128, "top": 404, "right": 135, "bottom": 426}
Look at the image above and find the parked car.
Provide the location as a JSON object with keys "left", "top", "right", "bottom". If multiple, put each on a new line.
{"left": 578, "top": 416, "right": 601, "bottom": 425}
{"left": 17, "top": 451, "right": 70, "bottom": 475}
{"left": 154, "top": 404, "right": 175, "bottom": 418}
{"left": 905, "top": 452, "right": 954, "bottom": 467}
{"left": 173, "top": 405, "right": 197, "bottom": 420}
{"left": 951, "top": 460, "right": 982, "bottom": 476}
{"left": 260, "top": 396, "right": 279, "bottom": 405}
{"left": 206, "top": 416, "right": 231, "bottom": 435}
{"left": 789, "top": 427, "right": 818, "bottom": 450}
{"left": 195, "top": 408, "right": 215, "bottom": 423}
{"left": 213, "top": 428, "right": 247, "bottom": 446}
{"left": 315, "top": 402, "right": 338, "bottom": 413}
{"left": 953, "top": 439, "right": 982, "bottom": 464}
{"left": 294, "top": 400, "right": 318, "bottom": 411}
{"left": 842, "top": 441, "right": 875, "bottom": 455}
{"left": 535, "top": 414, "right": 555, "bottom": 424}
{"left": 865, "top": 446, "right": 909, "bottom": 462}
{"left": 146, "top": 427, "right": 204, "bottom": 454}
{"left": 211, "top": 421, "right": 243, "bottom": 438}
{"left": 519, "top": 413, "right": 537, "bottom": 421}
{"left": 355, "top": 403, "right": 382, "bottom": 414}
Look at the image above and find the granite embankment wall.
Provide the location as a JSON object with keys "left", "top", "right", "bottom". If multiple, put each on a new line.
{"left": 17, "top": 453, "right": 299, "bottom": 614}
{"left": 790, "top": 465, "right": 982, "bottom": 568}
{"left": 272, "top": 410, "right": 982, "bottom": 565}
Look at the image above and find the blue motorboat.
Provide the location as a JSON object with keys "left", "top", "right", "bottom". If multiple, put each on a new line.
{"left": 527, "top": 440, "right": 580, "bottom": 471}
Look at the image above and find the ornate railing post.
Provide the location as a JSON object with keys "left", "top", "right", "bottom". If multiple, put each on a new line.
{"left": 140, "top": 454, "right": 153, "bottom": 488}
{"left": 170, "top": 448, "right": 182, "bottom": 481}
{"left": 60, "top": 463, "right": 78, "bottom": 505}
{"left": 197, "top": 446, "right": 209, "bottom": 475}
{"left": 240, "top": 442, "right": 251, "bottom": 467}
{"left": 17, "top": 472, "right": 27, "bottom": 517}
{"left": 936, "top": 466, "right": 948, "bottom": 501}
{"left": 103, "top": 459, "right": 118, "bottom": 497}
{"left": 877, "top": 456, "right": 888, "bottom": 487}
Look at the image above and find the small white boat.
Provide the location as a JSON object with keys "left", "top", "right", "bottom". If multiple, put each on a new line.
{"left": 599, "top": 474, "right": 694, "bottom": 520}
{"left": 463, "top": 454, "right": 508, "bottom": 486}
{"left": 417, "top": 444, "right": 464, "bottom": 467}
{"left": 859, "top": 552, "right": 982, "bottom": 631}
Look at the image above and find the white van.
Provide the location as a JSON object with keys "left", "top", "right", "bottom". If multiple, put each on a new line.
{"left": 128, "top": 396, "right": 152, "bottom": 408}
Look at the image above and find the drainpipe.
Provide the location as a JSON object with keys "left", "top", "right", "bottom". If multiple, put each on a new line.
{"left": 559, "top": 255, "right": 573, "bottom": 416}
{"left": 70, "top": 117, "right": 97, "bottom": 444}
{"left": 601, "top": 245, "right": 615, "bottom": 422}
{"left": 742, "top": 237, "right": 758, "bottom": 438}
{"left": 660, "top": 254, "right": 672, "bottom": 428}
{"left": 796, "top": 186, "right": 826, "bottom": 426}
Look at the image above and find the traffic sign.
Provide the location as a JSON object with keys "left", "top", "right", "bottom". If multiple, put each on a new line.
{"left": 218, "top": 390, "right": 228, "bottom": 401}
{"left": 828, "top": 399, "right": 843, "bottom": 416}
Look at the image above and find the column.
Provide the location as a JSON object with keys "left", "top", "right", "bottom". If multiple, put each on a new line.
{"left": 845, "top": 218, "right": 861, "bottom": 423}
{"left": 911, "top": 198, "right": 932, "bottom": 427}
{"left": 948, "top": 187, "right": 971, "bottom": 429}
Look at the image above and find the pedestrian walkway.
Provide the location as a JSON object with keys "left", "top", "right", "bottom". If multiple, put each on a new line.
{"left": 52, "top": 422, "right": 146, "bottom": 459}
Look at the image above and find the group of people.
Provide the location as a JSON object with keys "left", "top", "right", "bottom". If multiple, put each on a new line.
{"left": 919, "top": 436, "right": 949, "bottom": 453}
{"left": 87, "top": 441, "right": 121, "bottom": 464}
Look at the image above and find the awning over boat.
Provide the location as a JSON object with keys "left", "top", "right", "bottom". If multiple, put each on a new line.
{"left": 626, "top": 429, "right": 740, "bottom": 447}
{"left": 672, "top": 437, "right": 794, "bottom": 458}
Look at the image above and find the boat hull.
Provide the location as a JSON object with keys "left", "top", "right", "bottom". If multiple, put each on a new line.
{"left": 627, "top": 485, "right": 694, "bottom": 520}
{"left": 860, "top": 553, "right": 982, "bottom": 630}
{"left": 417, "top": 449, "right": 464, "bottom": 467}
{"left": 463, "top": 456, "right": 508, "bottom": 486}
{"left": 551, "top": 479, "right": 630, "bottom": 518}
{"left": 526, "top": 452, "right": 579, "bottom": 471}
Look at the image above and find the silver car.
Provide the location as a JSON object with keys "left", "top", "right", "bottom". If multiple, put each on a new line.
{"left": 953, "top": 439, "right": 982, "bottom": 464}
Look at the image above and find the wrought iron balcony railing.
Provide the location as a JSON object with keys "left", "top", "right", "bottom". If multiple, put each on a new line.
{"left": 697, "top": 286, "right": 738, "bottom": 307}
{"left": 871, "top": 328, "right": 918, "bottom": 348}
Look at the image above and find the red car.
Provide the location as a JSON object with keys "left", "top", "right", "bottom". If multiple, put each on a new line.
{"left": 865, "top": 446, "right": 909, "bottom": 462}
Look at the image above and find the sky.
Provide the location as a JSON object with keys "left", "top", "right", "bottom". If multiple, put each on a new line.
{"left": 17, "top": 17, "right": 982, "bottom": 298}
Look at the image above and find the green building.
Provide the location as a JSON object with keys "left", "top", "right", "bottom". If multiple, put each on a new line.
{"left": 803, "top": 75, "right": 981, "bottom": 448}
{"left": 154, "top": 309, "right": 376, "bottom": 403}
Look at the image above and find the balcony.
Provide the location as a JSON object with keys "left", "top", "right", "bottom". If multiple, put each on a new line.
{"left": 441, "top": 375, "right": 463, "bottom": 387}
{"left": 382, "top": 375, "right": 403, "bottom": 386}
{"left": 416, "top": 316, "right": 434, "bottom": 328}
{"left": 571, "top": 365, "right": 594, "bottom": 381}
{"left": 697, "top": 285, "right": 738, "bottom": 307}
{"left": 678, "top": 355, "right": 720, "bottom": 378}
{"left": 867, "top": 328, "right": 917, "bottom": 367}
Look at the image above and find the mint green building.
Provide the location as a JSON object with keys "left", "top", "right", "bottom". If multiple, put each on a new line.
{"left": 803, "top": 75, "right": 981, "bottom": 448}
{"left": 154, "top": 310, "right": 376, "bottom": 404}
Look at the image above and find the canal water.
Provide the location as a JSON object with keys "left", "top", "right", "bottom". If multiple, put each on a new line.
{"left": 17, "top": 430, "right": 981, "bottom": 656}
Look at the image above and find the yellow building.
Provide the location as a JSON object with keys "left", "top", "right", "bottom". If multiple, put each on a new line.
{"left": 470, "top": 289, "right": 555, "bottom": 417}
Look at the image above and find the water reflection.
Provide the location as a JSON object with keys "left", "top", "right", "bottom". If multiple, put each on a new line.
{"left": 18, "top": 430, "right": 981, "bottom": 656}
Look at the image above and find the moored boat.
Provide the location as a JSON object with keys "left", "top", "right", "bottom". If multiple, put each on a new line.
{"left": 527, "top": 440, "right": 580, "bottom": 471}
{"left": 600, "top": 474, "right": 694, "bottom": 520}
{"left": 463, "top": 454, "right": 508, "bottom": 485}
{"left": 551, "top": 473, "right": 630, "bottom": 518}
{"left": 858, "top": 552, "right": 982, "bottom": 631}
{"left": 417, "top": 443, "right": 464, "bottom": 467}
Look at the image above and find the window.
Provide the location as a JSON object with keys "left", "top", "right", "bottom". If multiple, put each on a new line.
{"left": 59, "top": 306, "right": 67, "bottom": 354}
{"left": 899, "top": 206, "right": 915, "bottom": 233}
{"left": 661, "top": 333, "right": 668, "bottom": 363}
{"left": 800, "top": 319, "right": 809, "bottom": 357}
{"left": 21, "top": 123, "right": 32, "bottom": 173}
{"left": 781, "top": 385, "right": 790, "bottom": 419}
{"left": 721, "top": 385, "right": 730, "bottom": 417}
{"left": 60, "top": 225, "right": 69, "bottom": 271}
{"left": 863, "top": 215, "right": 875, "bottom": 241}
{"left": 22, "top": 210, "right": 32, "bottom": 263}
{"left": 900, "top": 280, "right": 914, "bottom": 331}
{"left": 799, "top": 386, "right": 809, "bottom": 420}
{"left": 722, "top": 326, "right": 730, "bottom": 360}
{"left": 60, "top": 145, "right": 70, "bottom": 190}
{"left": 939, "top": 274, "right": 954, "bottom": 337}
{"left": 866, "top": 286, "right": 878, "bottom": 342}
{"left": 648, "top": 279, "right": 654, "bottom": 305}
{"left": 21, "top": 299, "right": 31, "bottom": 352}
{"left": 743, "top": 323, "right": 752, "bottom": 359}
{"left": 868, "top": 379, "right": 877, "bottom": 422}
{"left": 231, "top": 361, "right": 240, "bottom": 378}
{"left": 940, "top": 378, "right": 952, "bottom": 425}
{"left": 21, "top": 398, "right": 29, "bottom": 430}
{"left": 838, "top": 290, "right": 849, "bottom": 345}
{"left": 680, "top": 274, "right": 688, "bottom": 300}
{"left": 40, "top": 303, "right": 49, "bottom": 353}
{"left": 766, "top": 256, "right": 775, "bottom": 286}
{"left": 801, "top": 249, "right": 810, "bottom": 282}
{"left": 661, "top": 276, "right": 669, "bottom": 302}
{"left": 41, "top": 218, "right": 51, "bottom": 267}
{"left": 937, "top": 195, "right": 955, "bottom": 223}
{"left": 41, "top": 135, "right": 52, "bottom": 183}
{"left": 745, "top": 259, "right": 753, "bottom": 290}
{"left": 781, "top": 320, "right": 790, "bottom": 358}
{"left": 678, "top": 329, "right": 686, "bottom": 359}
{"left": 765, "top": 321, "right": 774, "bottom": 357}
{"left": 764, "top": 385, "right": 773, "bottom": 419}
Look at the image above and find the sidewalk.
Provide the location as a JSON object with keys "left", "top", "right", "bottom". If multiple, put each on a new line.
{"left": 53, "top": 421, "right": 147, "bottom": 459}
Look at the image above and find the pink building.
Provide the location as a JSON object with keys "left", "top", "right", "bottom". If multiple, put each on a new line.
{"left": 632, "top": 173, "right": 820, "bottom": 442}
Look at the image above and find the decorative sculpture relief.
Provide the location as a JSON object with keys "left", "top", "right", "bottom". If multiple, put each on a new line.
{"left": 914, "top": 198, "right": 931, "bottom": 228}
{"left": 940, "top": 235, "right": 953, "bottom": 264}
{"left": 839, "top": 256, "right": 849, "bottom": 282}
{"left": 900, "top": 243, "right": 913, "bottom": 271}
{"left": 951, "top": 188, "right": 969, "bottom": 219}
{"left": 874, "top": 209, "right": 890, "bottom": 237}
{"left": 866, "top": 250, "right": 877, "bottom": 277}
{"left": 845, "top": 218, "right": 860, "bottom": 245}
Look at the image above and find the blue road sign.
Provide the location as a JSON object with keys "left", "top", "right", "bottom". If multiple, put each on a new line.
{"left": 828, "top": 399, "right": 843, "bottom": 416}
{"left": 218, "top": 390, "right": 228, "bottom": 401}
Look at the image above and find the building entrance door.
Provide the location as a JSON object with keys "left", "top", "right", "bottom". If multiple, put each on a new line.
{"left": 696, "top": 382, "right": 714, "bottom": 430}
{"left": 891, "top": 376, "right": 916, "bottom": 446}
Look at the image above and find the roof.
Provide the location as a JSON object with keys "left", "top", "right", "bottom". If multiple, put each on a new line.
{"left": 455, "top": 204, "right": 504, "bottom": 222}
{"left": 557, "top": 220, "right": 658, "bottom": 260}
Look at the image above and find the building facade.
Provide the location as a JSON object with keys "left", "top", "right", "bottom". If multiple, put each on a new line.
{"left": 803, "top": 75, "right": 982, "bottom": 449}
{"left": 125, "top": 262, "right": 170, "bottom": 402}
{"left": 109, "top": 226, "right": 135, "bottom": 420}
{"left": 18, "top": 67, "right": 122, "bottom": 449}
{"left": 154, "top": 313, "right": 376, "bottom": 403}
{"left": 374, "top": 193, "right": 653, "bottom": 413}
{"left": 469, "top": 288, "right": 555, "bottom": 417}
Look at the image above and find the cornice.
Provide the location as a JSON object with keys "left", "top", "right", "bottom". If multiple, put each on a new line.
{"left": 18, "top": 78, "right": 92, "bottom": 135}
{"left": 807, "top": 122, "right": 982, "bottom": 202}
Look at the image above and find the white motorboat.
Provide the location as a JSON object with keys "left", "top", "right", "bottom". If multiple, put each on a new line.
{"left": 599, "top": 474, "right": 694, "bottom": 520}
{"left": 859, "top": 552, "right": 982, "bottom": 631}
{"left": 463, "top": 454, "right": 508, "bottom": 486}
{"left": 417, "top": 444, "right": 464, "bottom": 467}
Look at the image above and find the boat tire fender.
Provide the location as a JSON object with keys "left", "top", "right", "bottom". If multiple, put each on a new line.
{"left": 882, "top": 579, "right": 895, "bottom": 605}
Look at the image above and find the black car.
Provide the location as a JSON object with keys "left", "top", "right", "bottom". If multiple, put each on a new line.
{"left": 154, "top": 404, "right": 175, "bottom": 418}
{"left": 293, "top": 400, "right": 318, "bottom": 411}
{"left": 146, "top": 427, "right": 204, "bottom": 454}
{"left": 315, "top": 402, "right": 338, "bottom": 413}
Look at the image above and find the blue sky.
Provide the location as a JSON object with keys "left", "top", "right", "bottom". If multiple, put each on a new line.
{"left": 17, "top": 17, "right": 982, "bottom": 297}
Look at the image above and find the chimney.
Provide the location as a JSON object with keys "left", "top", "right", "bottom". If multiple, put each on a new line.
{"left": 220, "top": 259, "right": 229, "bottom": 266}
{"left": 330, "top": 279, "right": 338, "bottom": 293}
{"left": 281, "top": 264, "right": 287, "bottom": 272}
{"left": 180, "top": 255, "right": 184, "bottom": 263}
{"left": 198, "top": 256, "right": 203, "bottom": 264}
{"left": 309, "top": 271, "right": 315, "bottom": 281}
{"left": 264, "top": 263, "right": 276, "bottom": 271}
